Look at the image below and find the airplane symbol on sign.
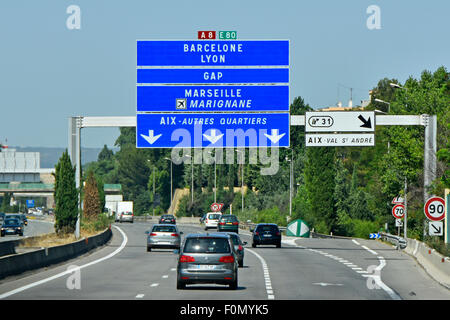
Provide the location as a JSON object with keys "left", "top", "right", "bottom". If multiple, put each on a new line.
{"left": 176, "top": 98, "right": 187, "bottom": 110}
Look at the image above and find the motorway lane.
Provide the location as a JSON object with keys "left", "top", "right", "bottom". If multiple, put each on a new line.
{"left": 0, "top": 222, "right": 268, "bottom": 300}
{"left": 0, "top": 221, "right": 448, "bottom": 300}
{"left": 0, "top": 219, "right": 54, "bottom": 242}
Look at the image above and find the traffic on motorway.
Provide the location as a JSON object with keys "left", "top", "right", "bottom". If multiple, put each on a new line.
{"left": 145, "top": 212, "right": 280, "bottom": 290}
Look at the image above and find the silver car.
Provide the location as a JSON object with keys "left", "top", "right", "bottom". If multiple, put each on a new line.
{"left": 176, "top": 233, "right": 238, "bottom": 290}
{"left": 119, "top": 211, "right": 134, "bottom": 223}
{"left": 146, "top": 224, "right": 182, "bottom": 252}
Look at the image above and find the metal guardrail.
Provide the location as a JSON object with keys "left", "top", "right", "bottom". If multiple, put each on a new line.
{"left": 379, "top": 232, "right": 407, "bottom": 250}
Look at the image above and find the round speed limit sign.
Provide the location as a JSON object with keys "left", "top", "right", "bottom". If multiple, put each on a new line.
{"left": 392, "top": 204, "right": 405, "bottom": 219}
{"left": 424, "top": 196, "right": 445, "bottom": 221}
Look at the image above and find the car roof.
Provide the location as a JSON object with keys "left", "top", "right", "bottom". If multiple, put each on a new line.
{"left": 184, "top": 232, "right": 230, "bottom": 239}
{"left": 152, "top": 223, "right": 177, "bottom": 227}
{"left": 256, "top": 223, "right": 278, "bottom": 226}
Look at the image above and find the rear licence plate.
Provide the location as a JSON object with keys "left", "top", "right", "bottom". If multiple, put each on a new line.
{"left": 263, "top": 234, "right": 272, "bottom": 237}
{"left": 191, "top": 264, "right": 219, "bottom": 270}
{"left": 226, "top": 223, "right": 232, "bottom": 225}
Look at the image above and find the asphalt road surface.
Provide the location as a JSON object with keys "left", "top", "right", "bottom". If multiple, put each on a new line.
{"left": 0, "top": 220, "right": 448, "bottom": 300}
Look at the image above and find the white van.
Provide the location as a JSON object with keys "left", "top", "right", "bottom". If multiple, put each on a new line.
{"left": 204, "top": 212, "right": 222, "bottom": 230}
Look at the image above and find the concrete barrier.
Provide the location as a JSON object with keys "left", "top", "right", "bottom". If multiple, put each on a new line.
{"left": 0, "top": 228, "right": 112, "bottom": 280}
{"left": 404, "top": 238, "right": 450, "bottom": 289}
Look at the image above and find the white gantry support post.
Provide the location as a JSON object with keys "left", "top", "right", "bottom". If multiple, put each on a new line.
{"left": 68, "top": 116, "right": 136, "bottom": 239}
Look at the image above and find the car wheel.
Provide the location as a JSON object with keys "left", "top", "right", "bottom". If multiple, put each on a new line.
{"left": 252, "top": 242, "right": 256, "bottom": 248}
{"left": 205, "top": 227, "right": 208, "bottom": 231}
{"left": 276, "top": 242, "right": 281, "bottom": 248}
{"left": 229, "top": 273, "right": 238, "bottom": 290}
{"left": 238, "top": 259, "right": 243, "bottom": 268}
{"left": 177, "top": 279, "right": 186, "bottom": 290}
{"left": 147, "top": 246, "right": 151, "bottom": 252}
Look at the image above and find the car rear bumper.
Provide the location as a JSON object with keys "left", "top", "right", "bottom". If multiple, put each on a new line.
{"left": 178, "top": 268, "right": 236, "bottom": 284}
{"left": 253, "top": 237, "right": 281, "bottom": 244}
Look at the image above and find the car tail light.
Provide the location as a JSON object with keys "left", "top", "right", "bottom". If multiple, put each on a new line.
{"left": 150, "top": 233, "right": 157, "bottom": 236}
{"left": 219, "top": 255, "right": 235, "bottom": 263}
{"left": 255, "top": 232, "right": 259, "bottom": 236}
{"left": 181, "top": 277, "right": 189, "bottom": 280}
{"left": 171, "top": 233, "right": 179, "bottom": 237}
{"left": 276, "top": 232, "right": 281, "bottom": 236}
{"left": 232, "top": 222, "right": 239, "bottom": 225}
{"left": 238, "top": 245, "right": 243, "bottom": 251}
{"left": 179, "top": 255, "right": 195, "bottom": 263}
{"left": 224, "top": 277, "right": 233, "bottom": 280}
{"left": 219, "top": 222, "right": 225, "bottom": 225}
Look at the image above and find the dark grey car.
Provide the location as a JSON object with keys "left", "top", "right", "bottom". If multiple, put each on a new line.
{"left": 222, "top": 232, "right": 247, "bottom": 267}
{"left": 176, "top": 233, "right": 238, "bottom": 290}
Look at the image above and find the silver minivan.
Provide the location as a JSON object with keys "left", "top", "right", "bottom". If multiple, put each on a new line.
{"left": 176, "top": 233, "right": 238, "bottom": 289}
{"left": 146, "top": 224, "right": 182, "bottom": 252}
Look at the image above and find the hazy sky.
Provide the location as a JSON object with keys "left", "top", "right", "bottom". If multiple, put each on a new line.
{"left": 0, "top": 0, "right": 448, "bottom": 148}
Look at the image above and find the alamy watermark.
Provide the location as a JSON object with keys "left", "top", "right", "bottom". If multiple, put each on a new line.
{"left": 66, "top": 265, "right": 81, "bottom": 290}
{"left": 366, "top": 5, "right": 381, "bottom": 30}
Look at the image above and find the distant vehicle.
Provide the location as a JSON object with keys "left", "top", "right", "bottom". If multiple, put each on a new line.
{"left": 223, "top": 232, "right": 247, "bottom": 267}
{"left": 176, "top": 233, "right": 238, "bottom": 290}
{"left": 1, "top": 218, "right": 24, "bottom": 237}
{"left": 217, "top": 214, "right": 239, "bottom": 233}
{"left": 159, "top": 214, "right": 176, "bottom": 224}
{"left": 146, "top": 224, "right": 182, "bottom": 252}
{"left": 252, "top": 223, "right": 281, "bottom": 248}
{"left": 204, "top": 212, "right": 222, "bottom": 230}
{"left": 116, "top": 201, "right": 134, "bottom": 223}
{"left": 6, "top": 214, "right": 24, "bottom": 227}
{"left": 20, "top": 214, "right": 28, "bottom": 226}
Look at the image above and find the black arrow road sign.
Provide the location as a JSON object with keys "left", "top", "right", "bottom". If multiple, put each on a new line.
{"left": 431, "top": 224, "right": 441, "bottom": 234}
{"left": 358, "top": 115, "right": 372, "bottom": 129}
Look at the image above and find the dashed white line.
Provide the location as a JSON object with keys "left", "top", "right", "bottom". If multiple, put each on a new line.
{"left": 135, "top": 294, "right": 145, "bottom": 299}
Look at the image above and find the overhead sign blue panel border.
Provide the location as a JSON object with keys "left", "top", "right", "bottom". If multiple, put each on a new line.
{"left": 136, "top": 113, "right": 290, "bottom": 148}
{"left": 136, "top": 85, "right": 289, "bottom": 112}
{"left": 137, "top": 40, "right": 289, "bottom": 66}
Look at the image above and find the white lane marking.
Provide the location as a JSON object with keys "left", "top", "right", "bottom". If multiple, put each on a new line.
{"left": 150, "top": 283, "right": 159, "bottom": 287}
{"left": 170, "top": 268, "right": 176, "bottom": 272}
{"left": 135, "top": 294, "right": 145, "bottom": 299}
{"left": 246, "top": 248, "right": 275, "bottom": 300}
{"left": 0, "top": 225, "right": 128, "bottom": 299}
{"left": 162, "top": 275, "right": 169, "bottom": 279}
{"left": 361, "top": 245, "right": 378, "bottom": 255}
{"left": 352, "top": 239, "right": 361, "bottom": 245}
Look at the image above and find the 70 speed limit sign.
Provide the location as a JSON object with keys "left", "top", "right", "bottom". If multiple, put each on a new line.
{"left": 392, "top": 204, "right": 405, "bottom": 219}
{"left": 424, "top": 196, "right": 445, "bottom": 221}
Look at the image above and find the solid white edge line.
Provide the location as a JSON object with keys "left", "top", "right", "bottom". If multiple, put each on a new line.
{"left": 0, "top": 225, "right": 128, "bottom": 300}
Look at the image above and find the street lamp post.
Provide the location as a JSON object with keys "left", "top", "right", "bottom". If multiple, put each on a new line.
{"left": 374, "top": 98, "right": 391, "bottom": 153}
{"left": 236, "top": 150, "right": 244, "bottom": 214}
{"left": 164, "top": 157, "right": 173, "bottom": 210}
{"left": 207, "top": 150, "right": 217, "bottom": 203}
{"left": 285, "top": 149, "right": 293, "bottom": 217}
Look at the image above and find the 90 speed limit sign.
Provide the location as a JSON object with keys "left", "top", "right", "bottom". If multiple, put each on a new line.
{"left": 424, "top": 196, "right": 445, "bottom": 221}
{"left": 392, "top": 204, "right": 405, "bottom": 219}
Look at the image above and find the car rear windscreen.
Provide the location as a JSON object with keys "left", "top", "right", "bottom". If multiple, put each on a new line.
{"left": 220, "top": 215, "right": 237, "bottom": 222}
{"left": 183, "top": 238, "right": 230, "bottom": 254}
{"left": 152, "top": 225, "right": 177, "bottom": 232}
{"left": 207, "top": 214, "right": 221, "bottom": 220}
{"left": 256, "top": 225, "right": 279, "bottom": 233}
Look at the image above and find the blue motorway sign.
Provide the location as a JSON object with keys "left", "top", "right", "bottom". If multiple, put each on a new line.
{"left": 137, "top": 85, "right": 289, "bottom": 112}
{"left": 137, "top": 40, "right": 289, "bottom": 66}
{"left": 136, "top": 113, "right": 290, "bottom": 148}
{"left": 137, "top": 68, "right": 289, "bottom": 84}
{"left": 26, "top": 199, "right": 35, "bottom": 208}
